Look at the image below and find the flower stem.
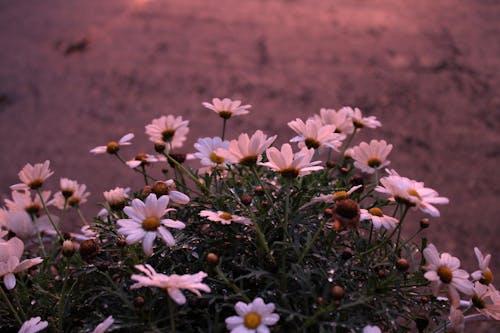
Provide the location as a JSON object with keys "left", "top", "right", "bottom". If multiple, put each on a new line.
{"left": 339, "top": 129, "right": 357, "bottom": 162}
{"left": 36, "top": 189, "right": 64, "bottom": 242}
{"left": 168, "top": 296, "right": 176, "bottom": 333}
{"left": 298, "top": 217, "right": 328, "bottom": 264}
{"left": 164, "top": 153, "right": 209, "bottom": 194}
{"left": 283, "top": 181, "right": 292, "bottom": 242}
{"left": 141, "top": 165, "right": 149, "bottom": 186}
{"left": 221, "top": 119, "right": 227, "bottom": 140}
{"left": 32, "top": 215, "right": 47, "bottom": 257}
{"left": 215, "top": 266, "right": 250, "bottom": 302}
{"left": 0, "top": 286, "right": 23, "bottom": 325}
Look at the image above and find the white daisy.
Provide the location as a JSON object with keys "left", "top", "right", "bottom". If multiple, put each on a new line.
{"left": 471, "top": 282, "right": 500, "bottom": 320}
{"left": 199, "top": 210, "right": 251, "bottom": 225}
{"left": 5, "top": 210, "right": 37, "bottom": 242}
{"left": 202, "top": 98, "right": 251, "bottom": 119}
{"left": 423, "top": 243, "right": 473, "bottom": 307}
{"left": 130, "top": 264, "right": 210, "bottom": 305}
{"left": 0, "top": 237, "right": 43, "bottom": 290}
{"left": 18, "top": 316, "right": 48, "bottom": 333}
{"left": 10, "top": 160, "right": 54, "bottom": 191}
{"left": 288, "top": 118, "right": 344, "bottom": 151}
{"left": 362, "top": 325, "right": 382, "bottom": 333}
{"left": 316, "top": 107, "right": 355, "bottom": 135}
{"left": 216, "top": 130, "right": 277, "bottom": 167}
{"left": 351, "top": 140, "right": 393, "bottom": 174}
{"left": 225, "top": 297, "right": 280, "bottom": 333}
{"left": 360, "top": 207, "right": 398, "bottom": 230}
{"left": 125, "top": 153, "right": 162, "bottom": 169}
{"left": 103, "top": 187, "right": 129, "bottom": 211}
{"left": 375, "top": 170, "right": 449, "bottom": 217}
{"left": 92, "top": 316, "right": 114, "bottom": 333}
{"left": 4, "top": 190, "right": 51, "bottom": 217}
{"left": 260, "top": 144, "right": 323, "bottom": 179}
{"left": 59, "top": 178, "right": 79, "bottom": 198}
{"left": 90, "top": 133, "right": 134, "bottom": 155}
{"left": 471, "top": 247, "right": 493, "bottom": 285}
{"left": 117, "top": 194, "right": 185, "bottom": 256}
{"left": 341, "top": 106, "right": 381, "bottom": 129}
{"left": 50, "top": 182, "right": 90, "bottom": 209}
{"left": 193, "top": 137, "right": 230, "bottom": 167}
{"left": 145, "top": 115, "right": 189, "bottom": 149}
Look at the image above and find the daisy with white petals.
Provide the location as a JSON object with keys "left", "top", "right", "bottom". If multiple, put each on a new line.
{"left": 104, "top": 187, "right": 129, "bottom": 210}
{"left": 260, "top": 144, "right": 323, "bottom": 179}
{"left": 288, "top": 118, "right": 344, "bottom": 151}
{"left": 351, "top": 140, "right": 393, "bottom": 174}
{"left": 5, "top": 190, "right": 51, "bottom": 216}
{"left": 423, "top": 243, "right": 473, "bottom": 307}
{"left": 199, "top": 210, "right": 251, "bottom": 225}
{"left": 216, "top": 130, "right": 277, "bottom": 166}
{"left": 50, "top": 182, "right": 90, "bottom": 209}
{"left": 130, "top": 264, "right": 210, "bottom": 305}
{"left": 145, "top": 115, "right": 189, "bottom": 149}
{"left": 11, "top": 160, "right": 53, "bottom": 191}
{"left": 362, "top": 325, "right": 382, "bottom": 333}
{"left": 375, "top": 170, "right": 449, "bottom": 217}
{"left": 471, "top": 247, "right": 493, "bottom": 285}
{"left": 0, "top": 237, "right": 43, "bottom": 289}
{"left": 193, "top": 137, "right": 230, "bottom": 167}
{"left": 18, "top": 316, "right": 48, "bottom": 333}
{"left": 360, "top": 207, "right": 398, "bottom": 230}
{"left": 90, "top": 133, "right": 134, "bottom": 155}
{"left": 202, "top": 98, "right": 251, "bottom": 119}
{"left": 117, "top": 194, "right": 185, "bottom": 256}
{"left": 471, "top": 282, "right": 500, "bottom": 320}
{"left": 225, "top": 297, "right": 280, "bottom": 333}
{"left": 316, "top": 107, "right": 355, "bottom": 135}
{"left": 125, "top": 153, "right": 162, "bottom": 169}
{"left": 341, "top": 106, "right": 381, "bottom": 129}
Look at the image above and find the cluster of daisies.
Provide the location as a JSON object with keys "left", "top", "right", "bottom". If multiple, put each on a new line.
{"left": 1, "top": 97, "right": 498, "bottom": 333}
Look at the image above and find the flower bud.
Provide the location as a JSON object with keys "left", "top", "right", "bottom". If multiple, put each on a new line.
{"left": 240, "top": 194, "right": 253, "bottom": 206}
{"left": 167, "top": 153, "right": 186, "bottom": 167}
{"left": 79, "top": 239, "right": 99, "bottom": 260}
{"left": 420, "top": 218, "right": 430, "bottom": 229}
{"left": 330, "top": 285, "right": 345, "bottom": 300}
{"left": 152, "top": 181, "right": 169, "bottom": 197}
{"left": 206, "top": 253, "right": 219, "bottom": 265}
{"left": 396, "top": 258, "right": 410, "bottom": 272}
{"left": 62, "top": 240, "right": 75, "bottom": 257}
{"left": 142, "top": 185, "right": 152, "bottom": 196}
{"left": 134, "top": 296, "right": 145, "bottom": 308}
{"left": 154, "top": 142, "right": 166, "bottom": 153}
{"left": 254, "top": 185, "right": 264, "bottom": 196}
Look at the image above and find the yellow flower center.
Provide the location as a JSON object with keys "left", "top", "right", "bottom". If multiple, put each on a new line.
{"left": 480, "top": 268, "right": 494, "bottom": 285}
{"left": 240, "top": 155, "right": 258, "bottom": 166}
{"left": 367, "top": 157, "right": 382, "bottom": 168}
{"left": 219, "top": 212, "right": 232, "bottom": 220}
{"left": 243, "top": 312, "right": 261, "bottom": 329}
{"left": 135, "top": 153, "right": 148, "bottom": 161}
{"left": 368, "top": 207, "right": 384, "bottom": 217}
{"left": 209, "top": 152, "right": 225, "bottom": 164}
{"left": 353, "top": 119, "right": 364, "bottom": 128}
{"left": 218, "top": 111, "right": 233, "bottom": 119}
{"left": 28, "top": 178, "right": 44, "bottom": 190}
{"left": 406, "top": 189, "right": 422, "bottom": 201}
{"left": 106, "top": 141, "right": 120, "bottom": 154}
{"left": 142, "top": 216, "right": 161, "bottom": 231}
{"left": 305, "top": 137, "right": 321, "bottom": 149}
{"left": 68, "top": 197, "right": 80, "bottom": 207}
{"left": 333, "top": 191, "right": 348, "bottom": 201}
{"left": 437, "top": 266, "right": 453, "bottom": 284}
{"left": 280, "top": 167, "right": 300, "bottom": 179}
{"left": 472, "top": 295, "right": 486, "bottom": 309}
{"left": 25, "top": 204, "right": 41, "bottom": 216}
{"left": 161, "top": 129, "right": 176, "bottom": 142}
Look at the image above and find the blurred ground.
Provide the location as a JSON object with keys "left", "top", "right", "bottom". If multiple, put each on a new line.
{"left": 0, "top": 0, "right": 499, "bottom": 330}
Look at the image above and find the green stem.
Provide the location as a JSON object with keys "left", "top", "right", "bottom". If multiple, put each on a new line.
{"left": 250, "top": 166, "right": 275, "bottom": 209}
{"left": 283, "top": 181, "right": 292, "bottom": 242}
{"left": 58, "top": 199, "right": 68, "bottom": 228}
{"left": 298, "top": 217, "right": 328, "bottom": 264}
{"left": 221, "top": 119, "right": 227, "bottom": 141}
{"left": 0, "top": 287, "right": 23, "bottom": 324}
{"left": 215, "top": 266, "right": 250, "bottom": 302}
{"left": 164, "top": 153, "right": 209, "bottom": 194}
{"left": 141, "top": 165, "right": 149, "bottom": 186}
{"left": 168, "top": 296, "right": 176, "bottom": 333}
{"left": 339, "top": 129, "right": 357, "bottom": 162}
{"left": 395, "top": 206, "right": 410, "bottom": 250}
{"left": 32, "top": 215, "right": 47, "bottom": 257}
{"left": 58, "top": 260, "right": 70, "bottom": 331}
{"left": 76, "top": 207, "right": 87, "bottom": 225}
{"left": 36, "top": 189, "right": 64, "bottom": 242}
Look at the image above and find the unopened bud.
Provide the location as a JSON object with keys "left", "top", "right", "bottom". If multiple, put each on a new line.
{"left": 152, "top": 181, "right": 169, "bottom": 197}
{"left": 396, "top": 258, "right": 410, "bottom": 272}
{"left": 254, "top": 185, "right": 264, "bottom": 196}
{"left": 330, "top": 285, "right": 345, "bottom": 300}
{"left": 154, "top": 142, "right": 166, "bottom": 153}
{"left": 206, "top": 253, "right": 219, "bottom": 265}
{"left": 62, "top": 240, "right": 75, "bottom": 257}
{"left": 420, "top": 218, "right": 430, "bottom": 229}
{"left": 240, "top": 194, "right": 253, "bottom": 206}
{"left": 79, "top": 239, "right": 99, "bottom": 260}
{"left": 142, "top": 185, "right": 152, "bottom": 196}
{"left": 134, "top": 296, "right": 145, "bottom": 308}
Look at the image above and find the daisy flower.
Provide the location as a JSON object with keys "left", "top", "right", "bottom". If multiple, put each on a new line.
{"left": 103, "top": 187, "right": 129, "bottom": 211}
{"left": 199, "top": 210, "right": 251, "bottom": 225}
{"left": 193, "top": 137, "right": 230, "bottom": 167}
{"left": 125, "top": 153, "right": 163, "bottom": 169}
{"left": 10, "top": 160, "right": 53, "bottom": 191}
{"left": 471, "top": 247, "right": 493, "bottom": 285}
{"left": 18, "top": 316, "right": 48, "bottom": 333}
{"left": 4, "top": 190, "right": 51, "bottom": 217}
{"left": 351, "top": 140, "right": 393, "bottom": 174}
{"left": 202, "top": 98, "right": 251, "bottom": 119}
{"left": 471, "top": 282, "right": 500, "bottom": 320}
{"left": 92, "top": 316, "right": 114, "bottom": 333}
{"left": 423, "top": 243, "right": 473, "bottom": 307}
{"left": 130, "top": 264, "right": 210, "bottom": 305}
{"left": 375, "top": 169, "right": 449, "bottom": 217}
{"left": 360, "top": 207, "right": 399, "bottom": 230}
{"left": 316, "top": 107, "right": 355, "bottom": 134}
{"left": 303, "top": 185, "right": 362, "bottom": 208}
{"left": 89, "top": 133, "right": 134, "bottom": 155}
{"left": 260, "top": 144, "right": 323, "bottom": 179}
{"left": 225, "top": 297, "right": 280, "bottom": 333}
{"left": 0, "top": 237, "right": 43, "bottom": 289}
{"left": 5, "top": 211, "right": 37, "bottom": 242}
{"left": 288, "top": 118, "right": 344, "bottom": 151}
{"left": 117, "top": 194, "right": 185, "bottom": 256}
{"left": 145, "top": 115, "right": 189, "bottom": 149}
{"left": 216, "top": 130, "right": 277, "bottom": 166}
{"left": 50, "top": 182, "right": 90, "bottom": 209}
{"left": 341, "top": 106, "right": 381, "bottom": 129}
{"left": 362, "top": 325, "right": 382, "bottom": 333}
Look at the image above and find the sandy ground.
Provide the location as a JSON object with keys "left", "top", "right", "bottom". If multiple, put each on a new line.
{"left": 0, "top": 0, "right": 499, "bottom": 330}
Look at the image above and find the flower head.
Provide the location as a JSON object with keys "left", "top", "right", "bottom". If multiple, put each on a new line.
{"left": 0, "top": 237, "right": 43, "bottom": 289}
{"left": 471, "top": 247, "right": 493, "bottom": 285}
{"left": 423, "top": 243, "right": 473, "bottom": 307}
{"left": 4, "top": 190, "right": 51, "bottom": 217}
{"left": 351, "top": 140, "right": 393, "bottom": 174}
{"left": 341, "top": 106, "right": 381, "bottom": 129}
{"left": 193, "top": 137, "right": 230, "bottom": 167}
{"left": 225, "top": 297, "right": 280, "bottom": 333}
{"left": 18, "top": 316, "right": 48, "bottom": 333}
{"left": 199, "top": 210, "right": 251, "bottom": 225}
{"left": 316, "top": 108, "right": 355, "bottom": 134}
{"left": 104, "top": 187, "right": 129, "bottom": 211}
{"left": 90, "top": 133, "right": 134, "bottom": 155}
{"left": 288, "top": 118, "right": 344, "bottom": 151}
{"left": 360, "top": 207, "right": 398, "bottom": 230}
{"left": 362, "top": 325, "right": 382, "bottom": 333}
{"left": 125, "top": 153, "right": 163, "bottom": 169}
{"left": 216, "top": 130, "right": 277, "bottom": 166}
{"left": 471, "top": 282, "right": 500, "bottom": 320}
{"left": 260, "top": 144, "right": 323, "bottom": 179}
{"left": 131, "top": 264, "right": 210, "bottom": 305}
{"left": 117, "top": 194, "right": 185, "bottom": 256}
{"left": 375, "top": 170, "right": 449, "bottom": 217}
{"left": 145, "top": 115, "right": 189, "bottom": 149}
{"left": 202, "top": 98, "right": 251, "bottom": 119}
{"left": 11, "top": 160, "right": 53, "bottom": 191}
{"left": 50, "top": 182, "right": 90, "bottom": 209}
